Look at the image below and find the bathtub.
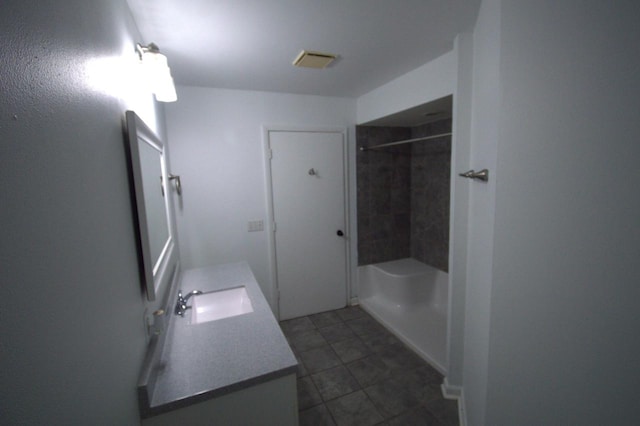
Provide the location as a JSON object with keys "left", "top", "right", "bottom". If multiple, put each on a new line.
{"left": 358, "top": 258, "right": 448, "bottom": 373}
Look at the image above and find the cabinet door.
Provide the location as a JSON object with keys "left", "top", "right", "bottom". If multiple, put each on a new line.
{"left": 142, "top": 374, "right": 297, "bottom": 426}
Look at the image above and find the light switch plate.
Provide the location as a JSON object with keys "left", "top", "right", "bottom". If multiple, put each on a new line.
{"left": 248, "top": 220, "right": 264, "bottom": 232}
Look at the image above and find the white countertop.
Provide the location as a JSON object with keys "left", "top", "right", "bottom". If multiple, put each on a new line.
{"left": 138, "top": 261, "right": 297, "bottom": 418}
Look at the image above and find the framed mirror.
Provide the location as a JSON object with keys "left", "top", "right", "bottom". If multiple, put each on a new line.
{"left": 126, "top": 110, "right": 174, "bottom": 301}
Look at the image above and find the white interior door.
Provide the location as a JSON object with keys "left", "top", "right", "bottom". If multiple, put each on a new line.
{"left": 269, "top": 130, "right": 347, "bottom": 320}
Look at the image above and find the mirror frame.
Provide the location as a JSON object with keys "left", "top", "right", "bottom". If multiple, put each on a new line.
{"left": 125, "top": 110, "right": 175, "bottom": 301}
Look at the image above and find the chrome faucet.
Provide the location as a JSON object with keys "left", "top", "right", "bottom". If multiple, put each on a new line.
{"left": 175, "top": 289, "right": 203, "bottom": 316}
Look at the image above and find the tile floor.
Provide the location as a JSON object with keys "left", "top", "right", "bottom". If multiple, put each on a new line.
{"left": 279, "top": 306, "right": 459, "bottom": 426}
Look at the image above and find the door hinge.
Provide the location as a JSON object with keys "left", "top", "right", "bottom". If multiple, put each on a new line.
{"left": 272, "top": 221, "right": 277, "bottom": 232}
{"left": 268, "top": 148, "right": 273, "bottom": 159}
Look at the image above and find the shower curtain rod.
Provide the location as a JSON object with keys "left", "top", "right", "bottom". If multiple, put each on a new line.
{"left": 359, "top": 132, "right": 452, "bottom": 151}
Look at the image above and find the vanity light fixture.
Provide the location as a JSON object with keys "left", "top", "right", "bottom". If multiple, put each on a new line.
{"left": 136, "top": 42, "right": 178, "bottom": 102}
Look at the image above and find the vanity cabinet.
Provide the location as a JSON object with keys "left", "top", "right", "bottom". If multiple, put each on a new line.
{"left": 138, "top": 262, "right": 298, "bottom": 426}
{"left": 141, "top": 374, "right": 297, "bottom": 426}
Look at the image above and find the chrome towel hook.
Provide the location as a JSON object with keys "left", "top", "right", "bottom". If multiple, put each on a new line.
{"left": 459, "top": 169, "right": 489, "bottom": 182}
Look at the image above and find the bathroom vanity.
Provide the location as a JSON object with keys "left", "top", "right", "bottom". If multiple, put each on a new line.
{"left": 138, "top": 261, "right": 298, "bottom": 425}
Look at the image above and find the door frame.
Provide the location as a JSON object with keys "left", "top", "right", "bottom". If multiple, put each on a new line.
{"left": 262, "top": 125, "right": 351, "bottom": 319}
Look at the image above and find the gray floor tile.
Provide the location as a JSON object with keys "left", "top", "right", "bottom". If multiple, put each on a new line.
{"left": 383, "top": 404, "right": 443, "bottom": 426}
{"left": 364, "top": 378, "right": 421, "bottom": 418}
{"left": 299, "top": 345, "right": 342, "bottom": 374}
{"left": 290, "top": 329, "right": 329, "bottom": 352}
{"left": 423, "top": 398, "right": 459, "bottom": 426}
{"left": 291, "top": 307, "right": 459, "bottom": 426}
{"left": 298, "top": 376, "right": 323, "bottom": 410}
{"left": 416, "top": 364, "right": 444, "bottom": 384}
{"left": 295, "top": 353, "right": 309, "bottom": 378}
{"left": 309, "top": 311, "right": 343, "bottom": 328}
{"left": 331, "top": 338, "right": 372, "bottom": 363}
{"left": 359, "top": 330, "right": 403, "bottom": 352}
{"left": 393, "top": 366, "right": 443, "bottom": 403}
{"left": 326, "top": 390, "right": 384, "bottom": 426}
{"left": 377, "top": 343, "right": 424, "bottom": 371}
{"left": 345, "top": 316, "right": 386, "bottom": 337}
{"left": 335, "top": 306, "right": 368, "bottom": 322}
{"left": 311, "top": 365, "right": 361, "bottom": 401}
{"left": 299, "top": 404, "right": 337, "bottom": 426}
{"left": 346, "top": 354, "right": 392, "bottom": 387}
{"left": 281, "top": 316, "right": 316, "bottom": 336}
{"left": 319, "top": 323, "right": 358, "bottom": 344}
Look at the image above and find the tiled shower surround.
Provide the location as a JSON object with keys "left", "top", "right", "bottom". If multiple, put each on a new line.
{"left": 356, "top": 119, "right": 451, "bottom": 271}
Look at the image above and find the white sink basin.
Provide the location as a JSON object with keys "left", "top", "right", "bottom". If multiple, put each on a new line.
{"left": 191, "top": 286, "right": 254, "bottom": 324}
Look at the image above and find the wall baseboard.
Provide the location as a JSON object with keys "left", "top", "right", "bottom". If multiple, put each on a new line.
{"left": 441, "top": 377, "right": 461, "bottom": 398}
{"left": 442, "top": 378, "right": 467, "bottom": 426}
{"left": 349, "top": 297, "right": 359, "bottom": 306}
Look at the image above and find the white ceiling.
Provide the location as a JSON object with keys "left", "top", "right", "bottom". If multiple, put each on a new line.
{"left": 127, "top": 0, "right": 480, "bottom": 98}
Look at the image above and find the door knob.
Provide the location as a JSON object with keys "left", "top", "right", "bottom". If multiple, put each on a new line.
{"left": 336, "top": 230, "right": 344, "bottom": 237}
{"left": 458, "top": 169, "right": 489, "bottom": 182}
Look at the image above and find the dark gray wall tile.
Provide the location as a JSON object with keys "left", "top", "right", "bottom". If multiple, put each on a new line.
{"left": 357, "top": 127, "right": 412, "bottom": 265}
{"left": 410, "top": 119, "right": 451, "bottom": 271}
{"left": 356, "top": 119, "right": 451, "bottom": 271}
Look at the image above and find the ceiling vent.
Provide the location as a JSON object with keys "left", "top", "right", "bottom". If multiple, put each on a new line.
{"left": 292, "top": 50, "right": 337, "bottom": 69}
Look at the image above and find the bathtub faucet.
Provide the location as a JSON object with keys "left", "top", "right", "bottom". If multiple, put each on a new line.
{"left": 175, "top": 289, "right": 203, "bottom": 316}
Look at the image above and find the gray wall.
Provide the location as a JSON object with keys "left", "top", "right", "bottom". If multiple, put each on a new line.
{"left": 164, "top": 86, "right": 357, "bottom": 308}
{"left": 484, "top": 1, "right": 640, "bottom": 424}
{"left": 0, "top": 1, "right": 164, "bottom": 424}
{"left": 444, "top": 30, "right": 473, "bottom": 393}
{"left": 461, "top": 0, "right": 501, "bottom": 423}
{"left": 356, "top": 121, "right": 451, "bottom": 270}
{"left": 455, "top": 0, "right": 640, "bottom": 424}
